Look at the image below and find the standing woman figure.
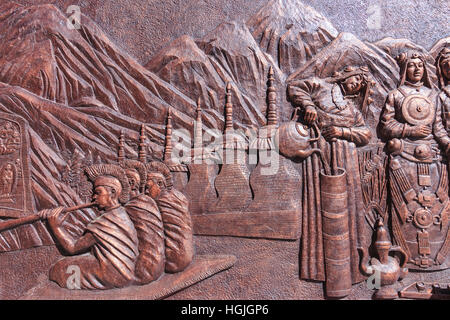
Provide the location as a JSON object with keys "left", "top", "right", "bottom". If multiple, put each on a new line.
{"left": 379, "top": 51, "right": 450, "bottom": 270}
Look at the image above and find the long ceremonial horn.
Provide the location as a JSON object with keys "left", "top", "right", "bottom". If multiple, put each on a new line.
{"left": 0, "top": 202, "right": 96, "bottom": 233}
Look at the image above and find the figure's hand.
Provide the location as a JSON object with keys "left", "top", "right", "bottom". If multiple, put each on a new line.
{"left": 408, "top": 125, "right": 431, "bottom": 138}
{"left": 304, "top": 105, "right": 317, "bottom": 125}
{"left": 44, "top": 207, "right": 66, "bottom": 227}
{"left": 322, "top": 126, "right": 343, "bottom": 141}
{"left": 38, "top": 208, "right": 53, "bottom": 220}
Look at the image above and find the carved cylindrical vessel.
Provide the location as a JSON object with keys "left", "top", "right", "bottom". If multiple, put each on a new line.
{"left": 320, "top": 168, "right": 352, "bottom": 298}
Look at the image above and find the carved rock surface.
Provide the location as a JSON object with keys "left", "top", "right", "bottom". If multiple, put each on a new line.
{"left": 146, "top": 22, "right": 288, "bottom": 129}
{"left": 247, "top": 0, "right": 338, "bottom": 75}
{"left": 0, "top": 2, "right": 204, "bottom": 147}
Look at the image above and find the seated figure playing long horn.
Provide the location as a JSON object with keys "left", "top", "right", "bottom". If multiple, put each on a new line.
{"left": 39, "top": 164, "right": 139, "bottom": 290}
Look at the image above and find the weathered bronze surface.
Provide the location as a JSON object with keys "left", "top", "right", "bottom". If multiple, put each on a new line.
{"left": 0, "top": 0, "right": 449, "bottom": 300}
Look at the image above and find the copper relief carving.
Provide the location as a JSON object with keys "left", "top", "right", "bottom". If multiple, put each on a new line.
{"left": 0, "top": 0, "right": 448, "bottom": 300}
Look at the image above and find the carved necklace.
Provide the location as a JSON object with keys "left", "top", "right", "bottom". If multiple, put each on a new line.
{"left": 405, "top": 81, "right": 423, "bottom": 88}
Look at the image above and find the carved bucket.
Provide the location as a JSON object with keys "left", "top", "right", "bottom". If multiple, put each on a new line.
{"left": 320, "top": 168, "right": 352, "bottom": 298}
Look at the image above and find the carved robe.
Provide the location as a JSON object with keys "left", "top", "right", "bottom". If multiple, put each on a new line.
{"left": 125, "top": 194, "right": 166, "bottom": 284}
{"left": 156, "top": 189, "right": 194, "bottom": 273}
{"left": 49, "top": 206, "right": 139, "bottom": 290}
{"left": 380, "top": 83, "right": 450, "bottom": 270}
{"left": 288, "top": 77, "right": 371, "bottom": 283}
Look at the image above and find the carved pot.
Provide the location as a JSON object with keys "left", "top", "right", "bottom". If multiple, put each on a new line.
{"left": 275, "top": 121, "right": 321, "bottom": 159}
{"left": 358, "top": 243, "right": 408, "bottom": 300}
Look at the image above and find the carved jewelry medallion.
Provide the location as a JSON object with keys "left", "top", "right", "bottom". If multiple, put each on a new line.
{"left": 402, "top": 95, "right": 435, "bottom": 126}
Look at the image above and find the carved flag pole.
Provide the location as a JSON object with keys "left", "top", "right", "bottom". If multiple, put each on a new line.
{"left": 118, "top": 130, "right": 125, "bottom": 163}
{"left": 164, "top": 109, "right": 173, "bottom": 163}
{"left": 139, "top": 124, "right": 147, "bottom": 163}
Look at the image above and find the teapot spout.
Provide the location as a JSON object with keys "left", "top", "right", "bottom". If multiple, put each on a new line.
{"left": 294, "top": 148, "right": 321, "bottom": 160}
{"left": 357, "top": 247, "right": 373, "bottom": 276}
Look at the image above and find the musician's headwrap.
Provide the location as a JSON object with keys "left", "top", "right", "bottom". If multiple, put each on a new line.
{"left": 436, "top": 47, "right": 450, "bottom": 89}
{"left": 85, "top": 164, "right": 130, "bottom": 204}
{"left": 119, "top": 159, "right": 148, "bottom": 193}
{"left": 395, "top": 50, "right": 433, "bottom": 88}
{"left": 146, "top": 161, "right": 173, "bottom": 190}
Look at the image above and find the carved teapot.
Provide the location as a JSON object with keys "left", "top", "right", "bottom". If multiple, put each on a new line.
{"left": 275, "top": 121, "right": 322, "bottom": 160}
{"left": 358, "top": 218, "right": 409, "bottom": 300}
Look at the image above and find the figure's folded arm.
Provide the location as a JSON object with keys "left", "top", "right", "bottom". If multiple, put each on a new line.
{"left": 338, "top": 110, "right": 371, "bottom": 146}
{"left": 42, "top": 207, "right": 97, "bottom": 255}
{"left": 342, "top": 127, "right": 372, "bottom": 146}
{"left": 287, "top": 78, "right": 321, "bottom": 109}
{"left": 67, "top": 233, "right": 97, "bottom": 255}
{"left": 52, "top": 226, "right": 97, "bottom": 255}
{"left": 379, "top": 92, "right": 408, "bottom": 139}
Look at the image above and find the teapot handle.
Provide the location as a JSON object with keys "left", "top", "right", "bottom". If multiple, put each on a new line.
{"left": 291, "top": 107, "right": 301, "bottom": 121}
{"left": 308, "top": 123, "right": 321, "bottom": 143}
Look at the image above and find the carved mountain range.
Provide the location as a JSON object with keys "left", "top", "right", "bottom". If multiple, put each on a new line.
{"left": 0, "top": 2, "right": 211, "bottom": 142}
{"left": 247, "top": 0, "right": 339, "bottom": 75}
{"left": 0, "top": 2, "right": 190, "bottom": 250}
{"left": 146, "top": 22, "right": 288, "bottom": 129}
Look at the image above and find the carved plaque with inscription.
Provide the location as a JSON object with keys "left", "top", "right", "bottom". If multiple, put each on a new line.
{"left": 0, "top": 113, "right": 33, "bottom": 218}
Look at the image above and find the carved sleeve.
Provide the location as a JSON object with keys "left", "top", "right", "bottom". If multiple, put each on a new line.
{"left": 433, "top": 94, "right": 450, "bottom": 150}
{"left": 287, "top": 78, "right": 322, "bottom": 109}
{"left": 380, "top": 91, "right": 409, "bottom": 139}
{"left": 440, "top": 91, "right": 450, "bottom": 131}
{"left": 341, "top": 129, "right": 372, "bottom": 146}
{"left": 341, "top": 112, "right": 372, "bottom": 146}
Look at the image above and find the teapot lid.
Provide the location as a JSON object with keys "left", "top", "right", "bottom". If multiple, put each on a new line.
{"left": 375, "top": 218, "right": 391, "bottom": 250}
